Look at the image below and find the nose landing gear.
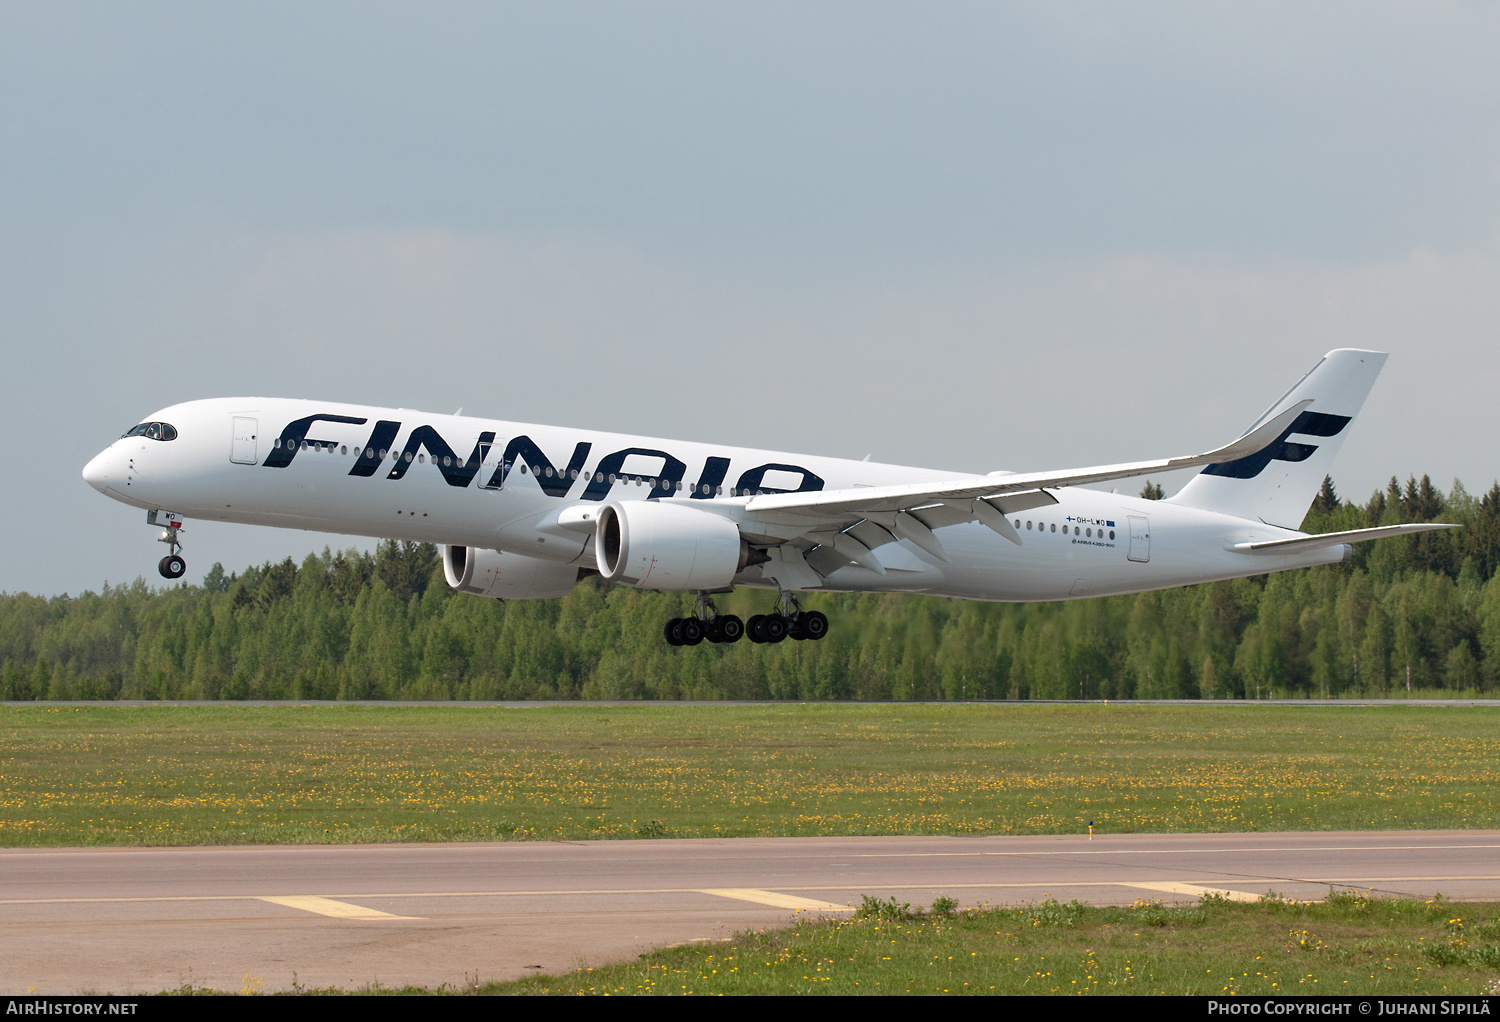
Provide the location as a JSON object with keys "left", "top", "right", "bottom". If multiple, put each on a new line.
{"left": 149, "top": 509, "right": 187, "bottom": 580}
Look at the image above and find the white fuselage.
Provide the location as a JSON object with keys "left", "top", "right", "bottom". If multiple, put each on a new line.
{"left": 83, "top": 397, "right": 1344, "bottom": 601}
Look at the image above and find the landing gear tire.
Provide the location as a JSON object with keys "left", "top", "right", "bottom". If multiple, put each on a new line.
{"left": 716, "top": 614, "right": 745, "bottom": 643}
{"left": 679, "top": 618, "right": 705, "bottom": 646}
{"left": 664, "top": 618, "right": 684, "bottom": 646}
{"left": 158, "top": 554, "right": 186, "bottom": 580}
{"left": 747, "top": 614, "right": 788, "bottom": 643}
{"left": 762, "top": 613, "right": 788, "bottom": 643}
{"left": 800, "top": 610, "right": 829, "bottom": 641}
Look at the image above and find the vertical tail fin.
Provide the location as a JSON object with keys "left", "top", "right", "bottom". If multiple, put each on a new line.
{"left": 1169, "top": 349, "right": 1387, "bottom": 528}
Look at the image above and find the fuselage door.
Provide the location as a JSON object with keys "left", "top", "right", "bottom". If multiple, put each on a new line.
{"left": 231, "top": 417, "right": 259, "bottom": 465}
{"left": 1127, "top": 515, "right": 1150, "bottom": 563}
{"left": 477, "top": 441, "right": 507, "bottom": 490}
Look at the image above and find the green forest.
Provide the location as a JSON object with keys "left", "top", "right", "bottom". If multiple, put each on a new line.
{"left": 5, "top": 475, "right": 1500, "bottom": 702}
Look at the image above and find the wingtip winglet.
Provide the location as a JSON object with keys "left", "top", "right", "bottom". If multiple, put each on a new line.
{"left": 1200, "top": 398, "right": 1314, "bottom": 466}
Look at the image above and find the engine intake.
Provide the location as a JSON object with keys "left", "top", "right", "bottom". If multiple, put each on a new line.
{"left": 595, "top": 501, "right": 751, "bottom": 590}
{"left": 442, "top": 545, "right": 579, "bottom": 600}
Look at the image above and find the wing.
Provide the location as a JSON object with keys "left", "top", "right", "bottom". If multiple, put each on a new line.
{"left": 714, "top": 400, "right": 1314, "bottom": 573}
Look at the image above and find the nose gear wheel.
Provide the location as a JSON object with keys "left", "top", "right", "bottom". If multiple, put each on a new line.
{"left": 152, "top": 515, "right": 186, "bottom": 580}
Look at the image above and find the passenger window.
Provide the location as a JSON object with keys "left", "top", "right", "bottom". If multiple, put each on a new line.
{"left": 1050, "top": 523, "right": 1056, "bottom": 533}
{"left": 1026, "top": 521, "right": 1032, "bottom": 530}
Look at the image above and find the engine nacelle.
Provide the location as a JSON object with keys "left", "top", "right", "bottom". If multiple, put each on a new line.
{"left": 595, "top": 501, "right": 747, "bottom": 590}
{"left": 442, "top": 545, "right": 579, "bottom": 600}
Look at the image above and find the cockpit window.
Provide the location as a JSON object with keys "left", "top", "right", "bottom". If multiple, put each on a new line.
{"left": 122, "top": 422, "right": 178, "bottom": 441}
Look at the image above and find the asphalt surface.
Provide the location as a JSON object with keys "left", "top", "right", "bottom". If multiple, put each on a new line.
{"left": 4, "top": 830, "right": 1499, "bottom": 993}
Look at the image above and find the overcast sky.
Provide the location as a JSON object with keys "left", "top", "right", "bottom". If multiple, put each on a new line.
{"left": 4, "top": 2, "right": 1499, "bottom": 596}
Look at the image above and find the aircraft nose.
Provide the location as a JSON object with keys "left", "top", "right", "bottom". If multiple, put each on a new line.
{"left": 82, "top": 447, "right": 114, "bottom": 494}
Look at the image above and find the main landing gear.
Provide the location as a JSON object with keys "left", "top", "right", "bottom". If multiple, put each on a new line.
{"left": 664, "top": 591, "right": 829, "bottom": 646}
{"left": 149, "top": 509, "right": 186, "bottom": 580}
{"left": 748, "top": 590, "right": 829, "bottom": 644}
{"left": 664, "top": 593, "right": 745, "bottom": 646}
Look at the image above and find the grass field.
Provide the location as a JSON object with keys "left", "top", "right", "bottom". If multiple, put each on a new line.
{"left": 481, "top": 893, "right": 1500, "bottom": 996}
{"left": 3, "top": 702, "right": 1500, "bottom": 847}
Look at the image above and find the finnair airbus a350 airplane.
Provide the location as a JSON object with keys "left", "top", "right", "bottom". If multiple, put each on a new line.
{"left": 83, "top": 349, "right": 1452, "bottom": 645}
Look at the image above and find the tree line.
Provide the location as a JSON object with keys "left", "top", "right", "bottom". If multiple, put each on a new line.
{"left": 4, "top": 475, "right": 1500, "bottom": 701}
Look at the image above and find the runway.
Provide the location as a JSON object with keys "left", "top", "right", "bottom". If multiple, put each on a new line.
{"left": 4, "top": 830, "right": 1499, "bottom": 993}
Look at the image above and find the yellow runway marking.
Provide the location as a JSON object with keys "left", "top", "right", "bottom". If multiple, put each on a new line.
{"left": 257, "top": 895, "right": 419, "bottom": 920}
{"left": 1117, "top": 882, "right": 1261, "bottom": 903}
{"left": 698, "top": 889, "right": 851, "bottom": 911}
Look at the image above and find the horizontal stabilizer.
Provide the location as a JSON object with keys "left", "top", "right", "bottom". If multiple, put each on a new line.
{"left": 1228, "top": 522, "right": 1459, "bottom": 554}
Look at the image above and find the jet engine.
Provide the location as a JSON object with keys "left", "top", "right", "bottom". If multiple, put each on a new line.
{"left": 595, "top": 501, "right": 760, "bottom": 590}
{"left": 442, "top": 545, "right": 579, "bottom": 600}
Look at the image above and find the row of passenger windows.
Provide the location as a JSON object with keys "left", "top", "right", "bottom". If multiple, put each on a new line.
{"left": 261, "top": 441, "right": 1122, "bottom": 519}
{"left": 260, "top": 440, "right": 1122, "bottom": 524}
{"left": 1015, "top": 519, "right": 1115, "bottom": 540}
{"left": 255, "top": 439, "right": 1128, "bottom": 530}
{"left": 273, "top": 439, "right": 468, "bottom": 466}
{"left": 514, "top": 463, "right": 771, "bottom": 496}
